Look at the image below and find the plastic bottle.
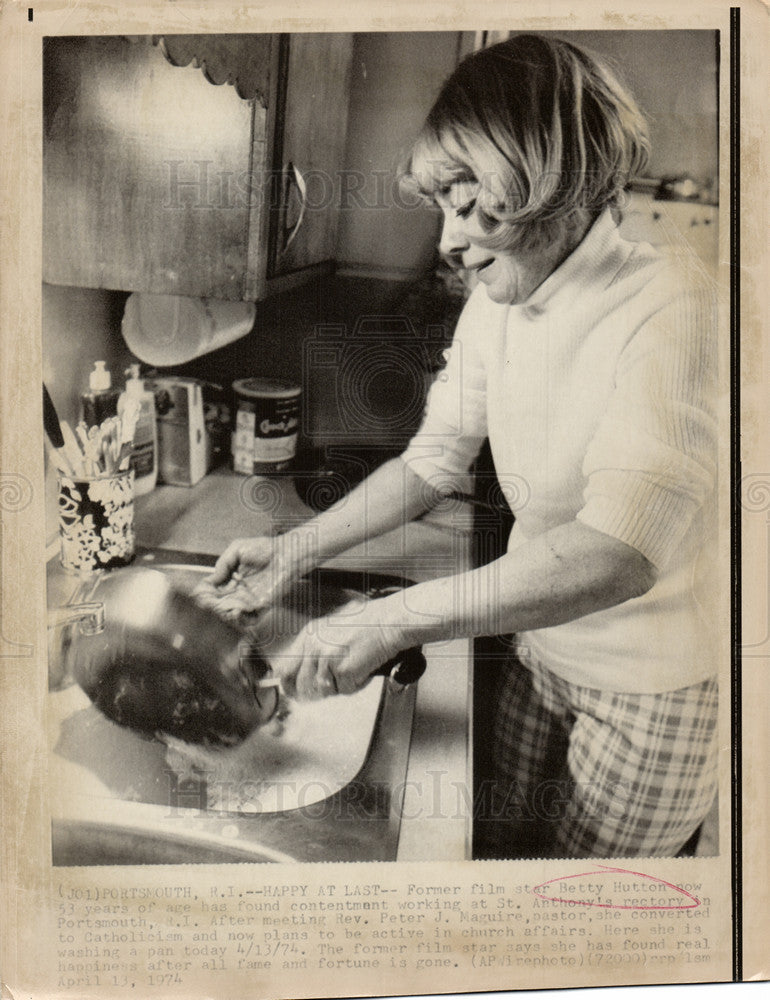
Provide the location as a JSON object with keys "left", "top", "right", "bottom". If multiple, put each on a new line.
{"left": 118, "top": 364, "right": 158, "bottom": 495}
{"left": 81, "top": 361, "right": 120, "bottom": 428}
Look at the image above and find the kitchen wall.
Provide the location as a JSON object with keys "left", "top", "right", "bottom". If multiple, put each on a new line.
{"left": 43, "top": 284, "right": 132, "bottom": 431}
{"left": 178, "top": 270, "right": 458, "bottom": 455}
{"left": 506, "top": 29, "right": 719, "bottom": 186}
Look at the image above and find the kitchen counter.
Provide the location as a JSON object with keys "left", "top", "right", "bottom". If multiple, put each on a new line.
{"left": 132, "top": 466, "right": 474, "bottom": 584}
{"left": 48, "top": 467, "right": 474, "bottom": 862}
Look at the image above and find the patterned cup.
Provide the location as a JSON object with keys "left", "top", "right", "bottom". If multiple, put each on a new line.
{"left": 58, "top": 469, "right": 136, "bottom": 574}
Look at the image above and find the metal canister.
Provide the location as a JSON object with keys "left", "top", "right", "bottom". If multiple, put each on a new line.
{"left": 231, "top": 378, "right": 301, "bottom": 474}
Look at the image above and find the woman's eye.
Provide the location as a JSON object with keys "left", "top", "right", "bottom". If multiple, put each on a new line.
{"left": 455, "top": 199, "right": 476, "bottom": 219}
{"left": 476, "top": 205, "right": 497, "bottom": 230}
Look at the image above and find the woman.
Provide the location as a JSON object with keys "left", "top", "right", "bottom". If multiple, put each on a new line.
{"left": 202, "top": 35, "right": 719, "bottom": 860}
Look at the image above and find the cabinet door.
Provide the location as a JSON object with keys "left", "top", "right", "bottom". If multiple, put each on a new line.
{"left": 43, "top": 36, "right": 271, "bottom": 300}
{"left": 269, "top": 33, "right": 354, "bottom": 278}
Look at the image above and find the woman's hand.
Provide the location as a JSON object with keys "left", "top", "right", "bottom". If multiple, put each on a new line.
{"left": 192, "top": 457, "right": 434, "bottom": 621}
{"left": 274, "top": 599, "right": 407, "bottom": 701}
{"left": 193, "top": 531, "right": 317, "bottom": 618}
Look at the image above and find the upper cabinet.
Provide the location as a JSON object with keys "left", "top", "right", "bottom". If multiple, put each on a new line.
{"left": 43, "top": 33, "right": 354, "bottom": 301}
{"left": 272, "top": 33, "right": 354, "bottom": 278}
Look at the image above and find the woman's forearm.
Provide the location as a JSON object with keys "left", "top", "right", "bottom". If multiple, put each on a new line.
{"left": 284, "top": 456, "right": 436, "bottom": 571}
{"left": 375, "top": 519, "right": 658, "bottom": 647}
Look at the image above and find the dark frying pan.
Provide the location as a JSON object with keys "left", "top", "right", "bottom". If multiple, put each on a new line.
{"left": 70, "top": 567, "right": 425, "bottom": 748}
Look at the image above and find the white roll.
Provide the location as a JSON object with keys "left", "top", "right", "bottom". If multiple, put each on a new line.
{"left": 121, "top": 293, "right": 256, "bottom": 367}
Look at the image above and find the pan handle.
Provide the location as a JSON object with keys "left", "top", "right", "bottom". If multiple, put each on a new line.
{"left": 372, "top": 647, "right": 427, "bottom": 689}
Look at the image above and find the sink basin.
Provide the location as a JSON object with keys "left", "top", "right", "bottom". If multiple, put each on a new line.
{"left": 53, "top": 817, "right": 297, "bottom": 866}
{"left": 48, "top": 549, "right": 420, "bottom": 865}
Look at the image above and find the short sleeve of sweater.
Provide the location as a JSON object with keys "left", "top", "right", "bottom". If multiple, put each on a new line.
{"left": 401, "top": 285, "right": 490, "bottom": 491}
{"left": 577, "top": 279, "right": 718, "bottom": 571}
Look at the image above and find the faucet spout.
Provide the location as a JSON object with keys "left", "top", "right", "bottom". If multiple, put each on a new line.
{"left": 48, "top": 602, "right": 105, "bottom": 636}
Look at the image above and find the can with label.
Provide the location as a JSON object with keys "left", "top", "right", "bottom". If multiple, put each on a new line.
{"left": 231, "top": 378, "right": 301, "bottom": 474}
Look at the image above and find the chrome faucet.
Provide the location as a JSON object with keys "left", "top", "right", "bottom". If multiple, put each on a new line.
{"left": 48, "top": 602, "right": 105, "bottom": 636}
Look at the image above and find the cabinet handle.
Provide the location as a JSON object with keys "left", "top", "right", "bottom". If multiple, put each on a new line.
{"left": 281, "top": 162, "right": 308, "bottom": 253}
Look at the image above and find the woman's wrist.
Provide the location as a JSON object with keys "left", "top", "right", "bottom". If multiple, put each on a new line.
{"left": 371, "top": 590, "right": 445, "bottom": 650}
{"left": 278, "top": 524, "right": 322, "bottom": 578}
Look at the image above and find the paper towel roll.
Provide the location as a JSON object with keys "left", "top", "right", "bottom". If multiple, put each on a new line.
{"left": 121, "top": 293, "right": 256, "bottom": 367}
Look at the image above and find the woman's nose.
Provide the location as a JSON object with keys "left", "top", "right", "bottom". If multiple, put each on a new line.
{"left": 438, "top": 208, "right": 469, "bottom": 258}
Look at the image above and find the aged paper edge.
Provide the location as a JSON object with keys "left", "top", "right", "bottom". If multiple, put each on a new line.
{"left": 0, "top": 0, "right": 766, "bottom": 998}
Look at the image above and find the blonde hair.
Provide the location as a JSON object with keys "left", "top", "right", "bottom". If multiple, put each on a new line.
{"left": 402, "top": 34, "right": 650, "bottom": 253}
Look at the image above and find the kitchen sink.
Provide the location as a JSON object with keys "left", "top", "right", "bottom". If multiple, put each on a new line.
{"left": 52, "top": 817, "right": 298, "bottom": 866}
{"left": 47, "top": 549, "right": 421, "bottom": 865}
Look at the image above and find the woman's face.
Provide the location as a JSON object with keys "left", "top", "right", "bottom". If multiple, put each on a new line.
{"left": 434, "top": 180, "right": 575, "bottom": 306}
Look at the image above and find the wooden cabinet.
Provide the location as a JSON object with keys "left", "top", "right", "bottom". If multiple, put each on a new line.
{"left": 43, "top": 33, "right": 353, "bottom": 301}
{"left": 269, "top": 34, "right": 354, "bottom": 280}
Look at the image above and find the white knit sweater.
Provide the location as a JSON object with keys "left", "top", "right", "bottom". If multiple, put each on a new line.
{"left": 402, "top": 209, "right": 719, "bottom": 693}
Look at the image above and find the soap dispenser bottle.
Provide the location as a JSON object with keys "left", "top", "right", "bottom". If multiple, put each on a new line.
{"left": 118, "top": 364, "right": 158, "bottom": 495}
{"left": 81, "top": 360, "right": 120, "bottom": 428}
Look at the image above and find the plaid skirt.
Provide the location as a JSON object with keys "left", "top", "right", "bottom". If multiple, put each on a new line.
{"left": 474, "top": 653, "right": 719, "bottom": 860}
